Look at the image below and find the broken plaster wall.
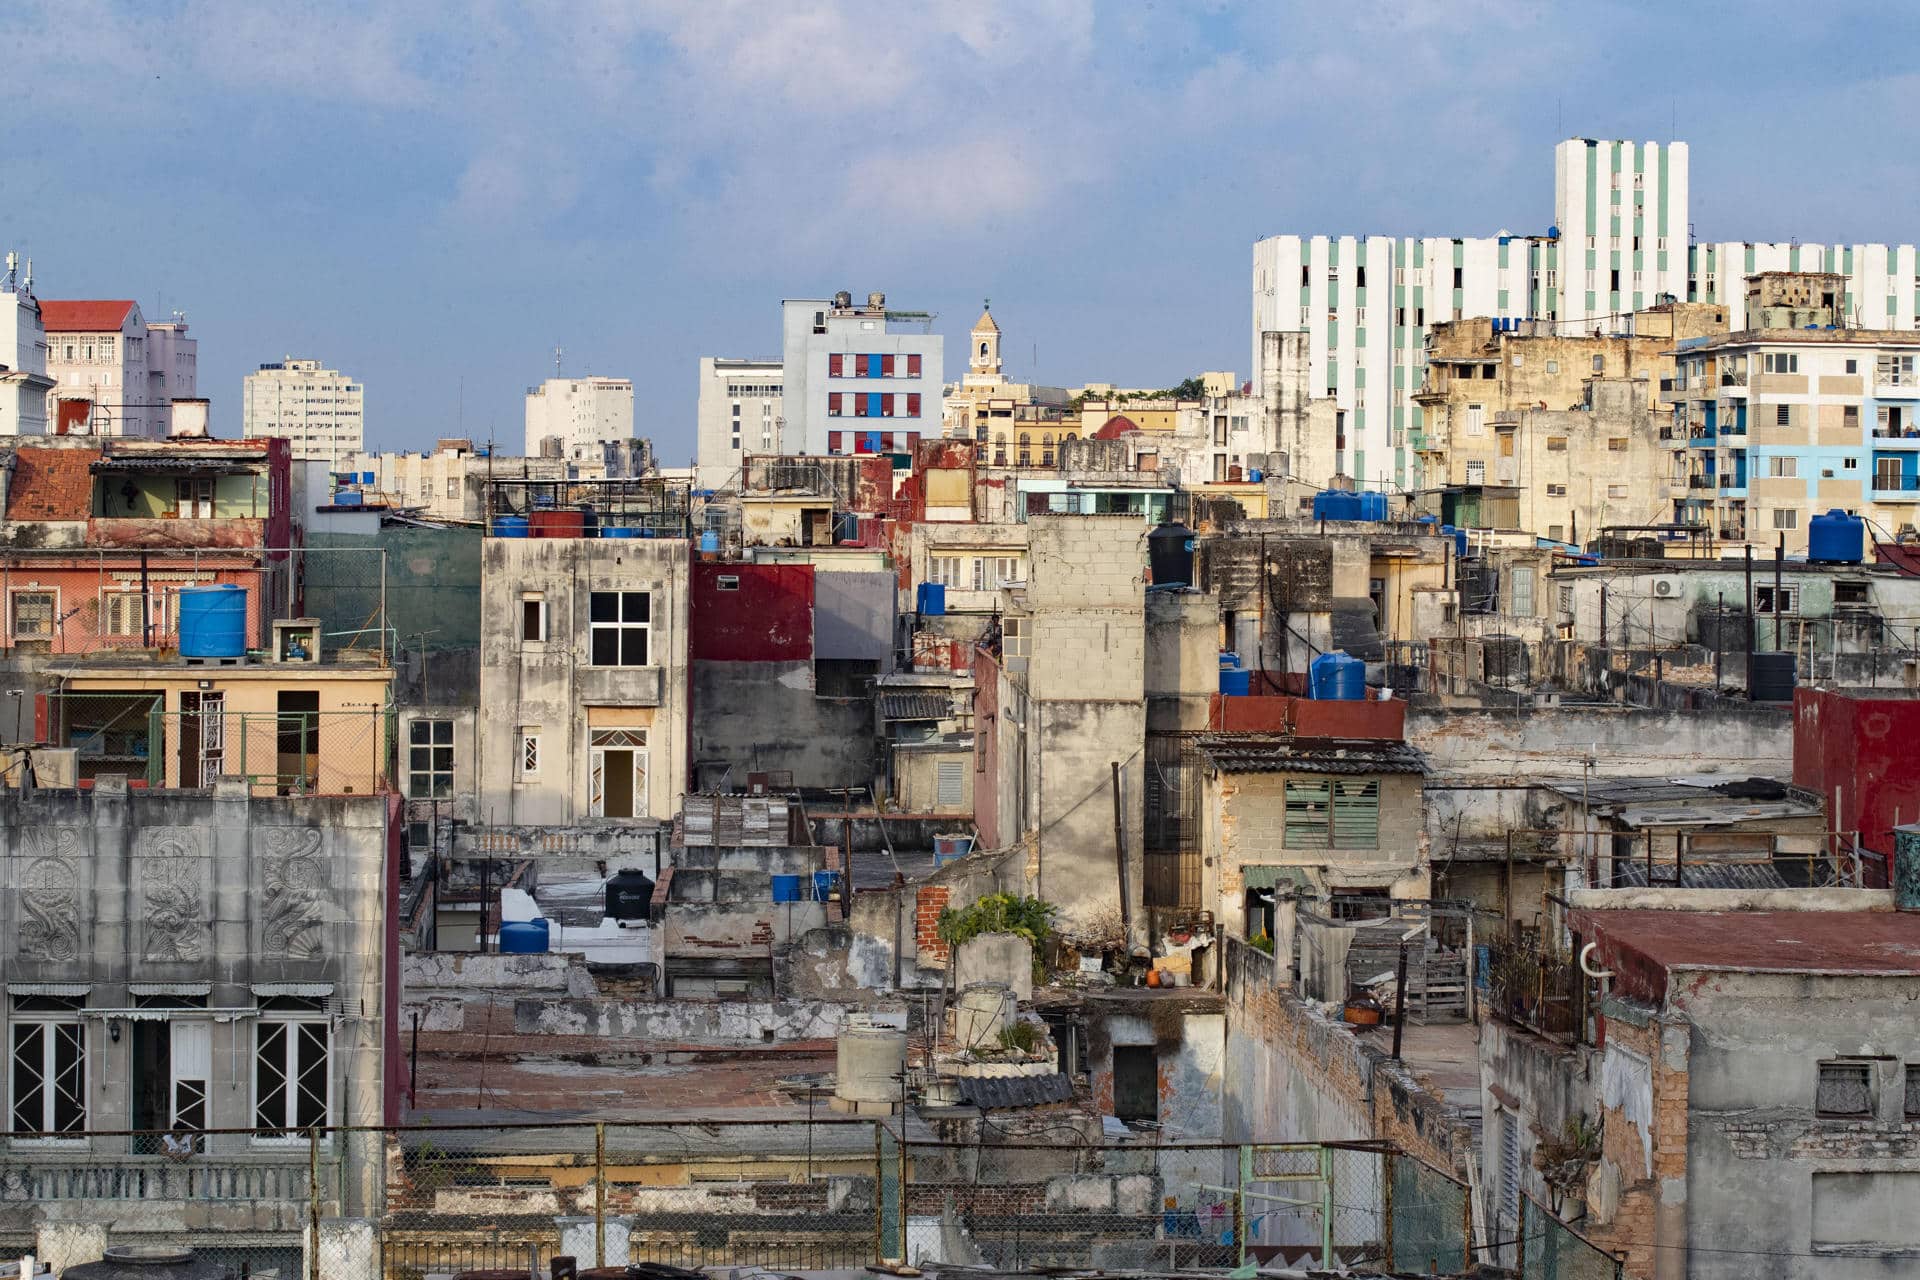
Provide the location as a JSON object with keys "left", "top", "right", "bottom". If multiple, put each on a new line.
{"left": 402, "top": 951, "right": 598, "bottom": 1031}
{"left": 1408, "top": 703, "right": 1791, "bottom": 780}
{"left": 1084, "top": 1003, "right": 1227, "bottom": 1211}
{"left": 512, "top": 996, "right": 897, "bottom": 1042}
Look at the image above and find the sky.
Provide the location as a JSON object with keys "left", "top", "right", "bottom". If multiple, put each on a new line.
{"left": 7, "top": 1, "right": 1920, "bottom": 461}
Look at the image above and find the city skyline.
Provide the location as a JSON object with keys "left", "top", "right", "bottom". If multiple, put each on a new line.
{"left": 8, "top": 2, "right": 1920, "bottom": 459}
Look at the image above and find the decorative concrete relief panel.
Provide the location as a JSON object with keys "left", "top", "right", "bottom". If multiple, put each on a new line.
{"left": 15, "top": 828, "right": 85, "bottom": 963}
{"left": 258, "top": 827, "right": 328, "bottom": 960}
{"left": 136, "top": 827, "right": 210, "bottom": 964}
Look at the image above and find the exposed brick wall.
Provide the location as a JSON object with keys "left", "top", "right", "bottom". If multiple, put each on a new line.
{"left": 915, "top": 884, "right": 951, "bottom": 965}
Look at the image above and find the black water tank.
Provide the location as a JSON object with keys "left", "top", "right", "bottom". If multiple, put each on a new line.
{"left": 1147, "top": 521, "right": 1194, "bottom": 587}
{"left": 605, "top": 867, "right": 655, "bottom": 920}
{"left": 1749, "top": 651, "right": 1797, "bottom": 702}
{"left": 63, "top": 1247, "right": 228, "bottom": 1280}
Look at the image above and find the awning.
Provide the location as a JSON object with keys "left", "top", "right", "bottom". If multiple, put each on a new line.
{"left": 1241, "top": 866, "right": 1310, "bottom": 892}
{"left": 130, "top": 983, "right": 212, "bottom": 997}
{"left": 6, "top": 982, "right": 91, "bottom": 997}
{"left": 250, "top": 982, "right": 333, "bottom": 998}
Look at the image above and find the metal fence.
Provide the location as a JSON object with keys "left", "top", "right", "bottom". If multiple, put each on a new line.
{"left": 1520, "top": 1189, "right": 1624, "bottom": 1280}
{"left": 1, "top": 1123, "right": 1474, "bottom": 1279}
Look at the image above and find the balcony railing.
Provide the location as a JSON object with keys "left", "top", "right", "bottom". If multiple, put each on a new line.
{"left": 1872, "top": 476, "right": 1920, "bottom": 496}
{"left": 1687, "top": 474, "right": 1715, "bottom": 489}
{"left": 1719, "top": 525, "right": 1747, "bottom": 540}
{"left": 1718, "top": 475, "right": 1746, "bottom": 491}
{"left": 1720, "top": 370, "right": 1748, "bottom": 388}
{"left": 0, "top": 1151, "right": 338, "bottom": 1203}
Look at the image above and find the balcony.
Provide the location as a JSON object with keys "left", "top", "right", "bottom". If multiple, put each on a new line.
{"left": 1872, "top": 429, "right": 1920, "bottom": 446}
{"left": 1719, "top": 524, "right": 1748, "bottom": 541}
{"left": 1687, "top": 474, "right": 1715, "bottom": 490}
{"left": 1872, "top": 475, "right": 1920, "bottom": 500}
{"left": 1719, "top": 370, "right": 1748, "bottom": 389}
{"left": 1718, "top": 475, "right": 1747, "bottom": 495}
{"left": 0, "top": 1150, "right": 338, "bottom": 1207}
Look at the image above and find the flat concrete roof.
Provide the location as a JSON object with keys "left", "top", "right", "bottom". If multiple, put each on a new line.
{"left": 1583, "top": 910, "right": 1920, "bottom": 975}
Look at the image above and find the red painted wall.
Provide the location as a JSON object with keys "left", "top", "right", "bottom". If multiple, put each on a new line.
{"left": 1207, "top": 693, "right": 1406, "bottom": 740}
{"left": 690, "top": 562, "right": 814, "bottom": 661}
{"left": 1794, "top": 687, "right": 1920, "bottom": 868}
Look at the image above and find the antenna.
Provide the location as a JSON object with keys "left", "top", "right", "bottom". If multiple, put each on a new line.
{"left": 2, "top": 253, "right": 14, "bottom": 292}
{"left": 553, "top": 344, "right": 563, "bottom": 378}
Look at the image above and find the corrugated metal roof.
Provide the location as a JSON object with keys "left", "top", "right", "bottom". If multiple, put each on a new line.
{"left": 954, "top": 1073, "right": 1075, "bottom": 1109}
{"left": 1613, "top": 861, "right": 1793, "bottom": 890}
{"left": 1196, "top": 734, "right": 1427, "bottom": 775}
{"left": 880, "top": 693, "right": 949, "bottom": 720}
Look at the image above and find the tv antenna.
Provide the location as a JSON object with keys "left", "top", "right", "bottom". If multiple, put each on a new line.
{"left": 553, "top": 344, "right": 564, "bottom": 377}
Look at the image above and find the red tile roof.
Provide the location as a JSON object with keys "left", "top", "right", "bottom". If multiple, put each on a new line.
{"left": 38, "top": 300, "right": 137, "bottom": 333}
{"left": 7, "top": 447, "right": 99, "bottom": 521}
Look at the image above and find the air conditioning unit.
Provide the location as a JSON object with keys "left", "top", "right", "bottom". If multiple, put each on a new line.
{"left": 1652, "top": 577, "right": 1680, "bottom": 598}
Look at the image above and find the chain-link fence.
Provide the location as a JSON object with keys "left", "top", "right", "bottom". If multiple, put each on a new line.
{"left": 1520, "top": 1190, "right": 1624, "bottom": 1280}
{"left": 1, "top": 1124, "right": 1474, "bottom": 1279}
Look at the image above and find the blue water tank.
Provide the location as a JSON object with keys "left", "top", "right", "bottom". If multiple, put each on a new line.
{"left": 812, "top": 870, "right": 842, "bottom": 901}
{"left": 698, "top": 530, "right": 720, "bottom": 553}
{"left": 1310, "top": 650, "right": 1367, "bottom": 701}
{"left": 1313, "top": 490, "right": 1362, "bottom": 521}
{"left": 1248, "top": 468, "right": 1264, "bottom": 482}
{"left": 771, "top": 874, "right": 803, "bottom": 903}
{"left": 1360, "top": 492, "right": 1388, "bottom": 521}
{"left": 601, "top": 526, "right": 637, "bottom": 539}
{"left": 1219, "top": 651, "right": 1241, "bottom": 670}
{"left": 1442, "top": 524, "right": 1469, "bottom": 558}
{"left": 177, "top": 584, "right": 247, "bottom": 659}
{"left": 334, "top": 491, "right": 363, "bottom": 507}
{"left": 499, "top": 920, "right": 550, "bottom": 954}
{"left": 491, "top": 515, "right": 529, "bottom": 538}
{"left": 1220, "top": 668, "right": 1252, "bottom": 696}
{"left": 1808, "top": 508, "right": 1865, "bottom": 563}
{"left": 917, "top": 583, "right": 946, "bottom": 615}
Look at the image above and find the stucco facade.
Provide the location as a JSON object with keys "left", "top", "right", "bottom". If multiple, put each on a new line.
{"left": 476, "top": 536, "right": 691, "bottom": 824}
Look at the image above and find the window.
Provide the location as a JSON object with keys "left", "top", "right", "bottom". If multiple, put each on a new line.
{"left": 1845, "top": 358, "right": 1859, "bottom": 374}
{"left": 1772, "top": 509, "right": 1800, "bottom": 531}
{"left": 1452, "top": 267, "right": 1464, "bottom": 288}
{"left": 520, "top": 594, "right": 546, "bottom": 643}
{"left": 1510, "top": 567, "right": 1535, "bottom": 616}
{"left": 1844, "top": 405, "right": 1860, "bottom": 429}
{"left": 1546, "top": 484, "right": 1567, "bottom": 496}
{"left": 1756, "top": 585, "right": 1799, "bottom": 614}
{"left": 254, "top": 1017, "right": 329, "bottom": 1136}
{"left": 1763, "top": 352, "right": 1799, "bottom": 374}
{"left": 1906, "top": 1065, "right": 1920, "bottom": 1118}
{"left": 1836, "top": 581, "right": 1870, "bottom": 606}
{"left": 102, "top": 591, "right": 146, "bottom": 638}
{"left": 1608, "top": 437, "right": 1628, "bottom": 451}
{"left": 1608, "top": 484, "right": 1629, "bottom": 498}
{"left": 174, "top": 477, "right": 213, "bottom": 518}
{"left": 1592, "top": 355, "right": 1604, "bottom": 373}
{"left": 1558, "top": 585, "right": 1574, "bottom": 613}
{"left": 518, "top": 729, "right": 541, "bottom": 778}
{"left": 588, "top": 591, "right": 650, "bottom": 666}
{"left": 1465, "top": 403, "right": 1485, "bottom": 436}
{"left": 11, "top": 591, "right": 53, "bottom": 641}
{"left": 446, "top": 478, "right": 458, "bottom": 500}
{"left": 408, "top": 719, "right": 454, "bottom": 799}
{"left": 1845, "top": 456, "right": 1860, "bottom": 471}
{"left": 1283, "top": 779, "right": 1380, "bottom": 849}
{"left": 588, "top": 727, "right": 648, "bottom": 819}
{"left": 972, "top": 556, "right": 1021, "bottom": 591}
{"left": 1816, "top": 1060, "right": 1874, "bottom": 1117}
{"left": 10, "top": 1001, "right": 86, "bottom": 1138}
{"left": 1465, "top": 460, "right": 1486, "bottom": 484}
{"left": 929, "top": 556, "right": 964, "bottom": 589}
{"left": 1547, "top": 437, "right": 1568, "bottom": 452}
{"left": 1767, "top": 456, "right": 1798, "bottom": 478}
{"left": 1776, "top": 404, "right": 1792, "bottom": 427}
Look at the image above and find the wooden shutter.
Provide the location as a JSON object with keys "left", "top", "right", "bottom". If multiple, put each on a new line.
{"left": 1283, "top": 781, "right": 1331, "bottom": 849}
{"left": 1331, "top": 779, "right": 1380, "bottom": 848}
{"left": 936, "top": 759, "right": 964, "bottom": 809}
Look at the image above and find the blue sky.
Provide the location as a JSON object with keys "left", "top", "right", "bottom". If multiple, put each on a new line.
{"left": 6, "top": 1, "right": 1918, "bottom": 460}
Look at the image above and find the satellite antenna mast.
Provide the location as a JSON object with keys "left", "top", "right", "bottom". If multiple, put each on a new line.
{"left": 554, "top": 345, "right": 564, "bottom": 377}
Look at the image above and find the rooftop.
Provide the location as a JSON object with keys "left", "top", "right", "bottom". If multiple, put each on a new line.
{"left": 1675, "top": 326, "right": 1920, "bottom": 352}
{"left": 1582, "top": 909, "right": 1920, "bottom": 976}
{"left": 1196, "top": 734, "right": 1428, "bottom": 775}
{"left": 1534, "top": 774, "right": 1822, "bottom": 827}
{"left": 38, "top": 299, "right": 136, "bottom": 333}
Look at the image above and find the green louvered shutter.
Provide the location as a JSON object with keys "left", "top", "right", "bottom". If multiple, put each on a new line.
{"left": 1332, "top": 779, "right": 1380, "bottom": 848}
{"left": 1283, "top": 781, "right": 1332, "bottom": 849}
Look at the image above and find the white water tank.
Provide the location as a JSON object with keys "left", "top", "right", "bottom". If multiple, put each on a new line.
{"left": 953, "top": 982, "right": 1015, "bottom": 1050}
{"left": 835, "top": 1023, "right": 907, "bottom": 1106}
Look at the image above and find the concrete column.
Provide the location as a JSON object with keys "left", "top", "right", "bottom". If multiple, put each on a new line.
{"left": 306, "top": 1218, "right": 377, "bottom": 1280}
{"left": 1274, "top": 894, "right": 1299, "bottom": 987}
{"left": 36, "top": 1222, "right": 107, "bottom": 1275}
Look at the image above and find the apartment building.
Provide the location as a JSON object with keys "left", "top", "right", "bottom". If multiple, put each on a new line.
{"left": 781, "top": 291, "right": 943, "bottom": 455}
{"left": 1666, "top": 328, "right": 1920, "bottom": 549}
{"left": 0, "top": 257, "right": 52, "bottom": 436}
{"left": 39, "top": 300, "right": 166, "bottom": 437}
{"left": 243, "top": 358, "right": 364, "bottom": 461}
{"left": 1254, "top": 138, "right": 1920, "bottom": 494}
{"left": 942, "top": 304, "right": 1071, "bottom": 463}
{"left": 694, "top": 357, "right": 783, "bottom": 490}
{"left": 524, "top": 375, "right": 635, "bottom": 462}
{"left": 336, "top": 440, "right": 570, "bottom": 521}
{"left": 475, "top": 535, "right": 690, "bottom": 824}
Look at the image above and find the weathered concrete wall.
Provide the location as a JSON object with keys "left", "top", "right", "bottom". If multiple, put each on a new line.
{"left": 814, "top": 568, "right": 896, "bottom": 666}
{"left": 1408, "top": 702, "right": 1792, "bottom": 779}
{"left": 514, "top": 997, "right": 898, "bottom": 1042}
{"left": 1145, "top": 589, "right": 1219, "bottom": 733}
{"left": 308, "top": 526, "right": 482, "bottom": 652}
{"left": 0, "top": 780, "right": 391, "bottom": 1219}
{"left": 402, "top": 951, "right": 596, "bottom": 1030}
{"left": 953, "top": 932, "right": 1034, "bottom": 1000}
{"left": 691, "top": 658, "right": 876, "bottom": 790}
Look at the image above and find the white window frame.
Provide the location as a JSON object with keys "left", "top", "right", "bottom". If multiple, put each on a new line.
{"left": 587, "top": 726, "right": 650, "bottom": 820}
{"left": 587, "top": 591, "right": 651, "bottom": 667}
{"left": 101, "top": 589, "right": 147, "bottom": 638}
{"left": 518, "top": 729, "right": 542, "bottom": 780}
{"left": 252, "top": 1015, "right": 331, "bottom": 1141}
{"left": 10, "top": 588, "right": 57, "bottom": 642}
{"left": 408, "top": 717, "right": 455, "bottom": 799}
{"left": 929, "top": 556, "right": 964, "bottom": 589}
{"left": 1768, "top": 456, "right": 1799, "bottom": 478}
{"left": 520, "top": 593, "right": 547, "bottom": 644}
{"left": 9, "top": 1011, "right": 87, "bottom": 1141}
{"left": 1771, "top": 508, "right": 1800, "bottom": 531}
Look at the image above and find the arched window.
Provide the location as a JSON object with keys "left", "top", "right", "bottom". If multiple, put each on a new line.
{"left": 979, "top": 341, "right": 989, "bottom": 357}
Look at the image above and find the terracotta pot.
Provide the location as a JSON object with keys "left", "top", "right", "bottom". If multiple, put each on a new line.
{"left": 1343, "top": 998, "right": 1383, "bottom": 1026}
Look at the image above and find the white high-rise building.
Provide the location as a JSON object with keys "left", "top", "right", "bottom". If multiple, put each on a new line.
{"left": 523, "top": 376, "right": 635, "bottom": 462}
{"left": 243, "top": 357, "right": 365, "bottom": 461}
{"left": 1253, "top": 138, "right": 1920, "bottom": 491}
{"left": 0, "top": 253, "right": 52, "bottom": 436}
{"left": 695, "top": 358, "right": 783, "bottom": 490}
{"left": 781, "top": 291, "right": 943, "bottom": 455}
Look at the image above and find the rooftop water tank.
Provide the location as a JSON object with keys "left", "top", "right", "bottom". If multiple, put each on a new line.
{"left": 491, "top": 514, "right": 529, "bottom": 538}
{"left": 177, "top": 584, "right": 247, "bottom": 659}
{"left": 698, "top": 529, "right": 720, "bottom": 554}
{"left": 834, "top": 1022, "right": 907, "bottom": 1108}
{"left": 1808, "top": 509, "right": 1865, "bottom": 563}
{"left": 605, "top": 867, "right": 654, "bottom": 920}
{"left": 1359, "top": 491, "right": 1388, "bottom": 521}
{"left": 1148, "top": 520, "right": 1195, "bottom": 587}
{"left": 61, "top": 1246, "right": 230, "bottom": 1280}
{"left": 916, "top": 582, "right": 946, "bottom": 615}
{"left": 1313, "top": 490, "right": 1362, "bottom": 521}
{"left": 1310, "top": 650, "right": 1366, "bottom": 701}
{"left": 529, "top": 509, "right": 587, "bottom": 539}
{"left": 1749, "top": 652, "right": 1797, "bottom": 702}
{"left": 498, "top": 919, "right": 550, "bottom": 954}
{"left": 771, "top": 874, "right": 804, "bottom": 902}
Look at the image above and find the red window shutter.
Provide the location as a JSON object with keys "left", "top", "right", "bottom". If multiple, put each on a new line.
{"left": 882, "top": 354, "right": 895, "bottom": 377}
{"left": 858, "top": 354, "right": 872, "bottom": 378}
{"left": 828, "top": 393, "right": 842, "bottom": 416}
{"left": 907, "top": 393, "right": 922, "bottom": 417}
{"left": 908, "top": 353, "right": 922, "bottom": 376}
{"left": 829, "top": 353, "right": 843, "bottom": 377}
{"left": 830, "top": 431, "right": 843, "bottom": 452}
